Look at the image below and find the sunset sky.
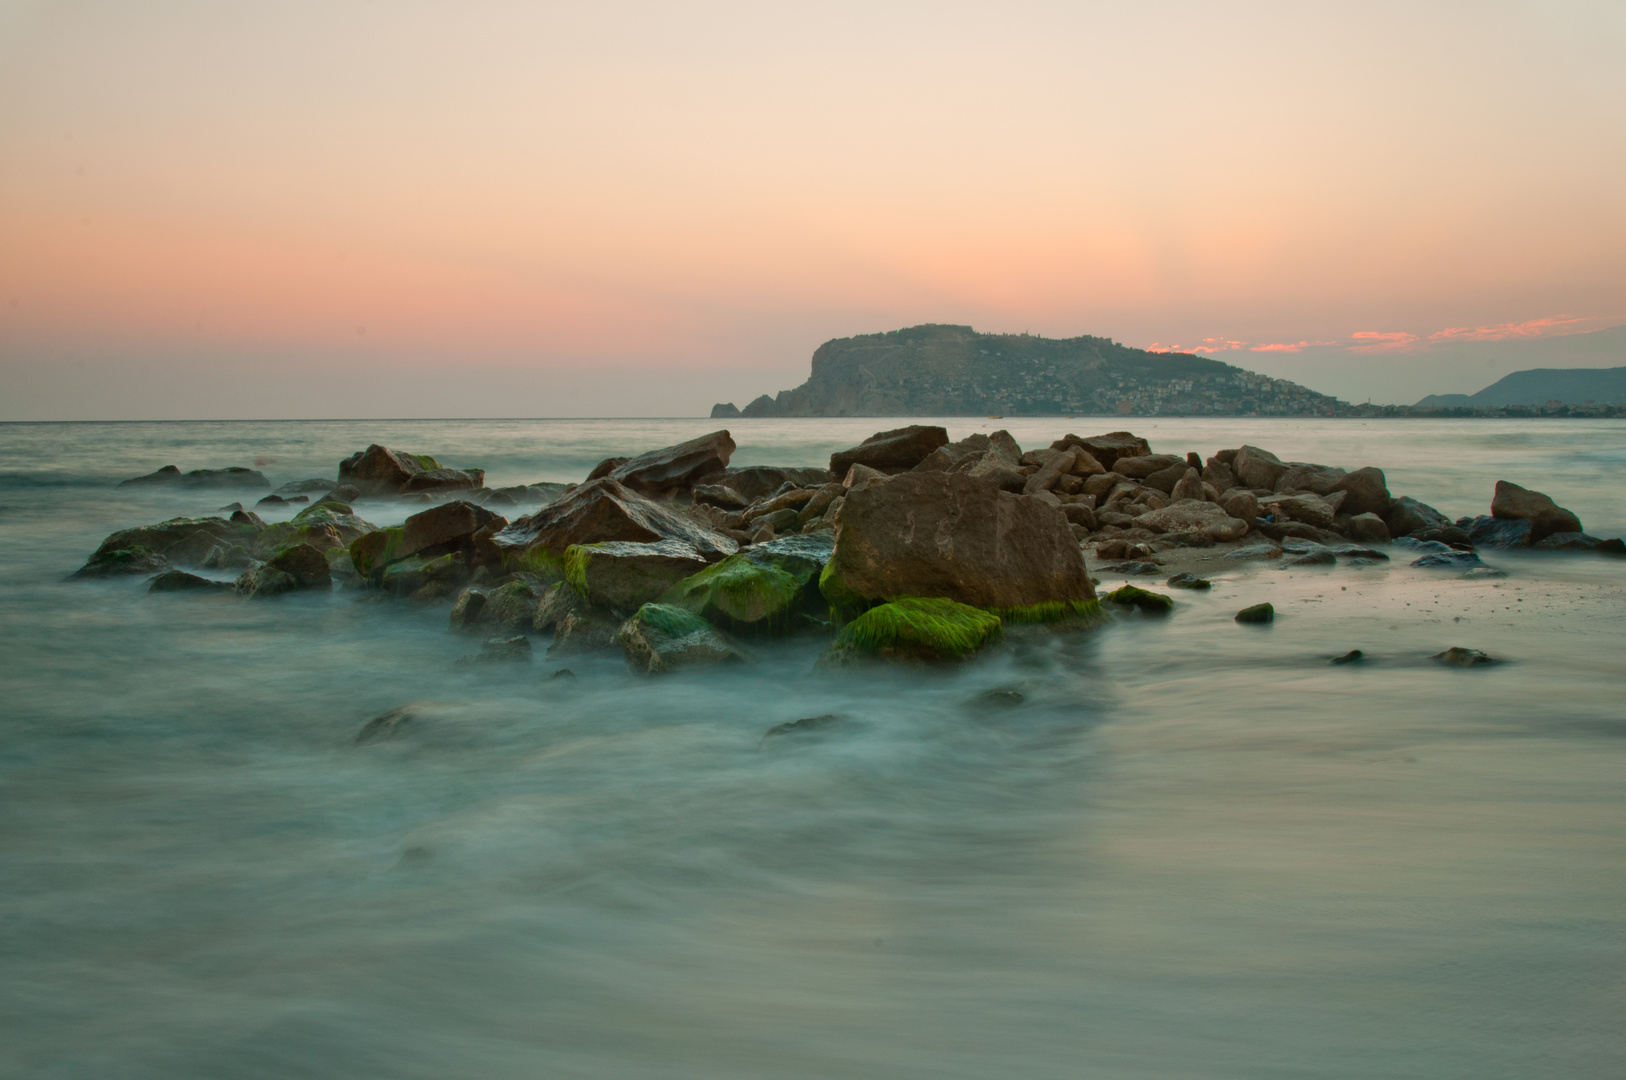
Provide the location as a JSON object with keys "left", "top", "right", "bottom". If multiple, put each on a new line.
{"left": 2, "top": 0, "right": 1622, "bottom": 418}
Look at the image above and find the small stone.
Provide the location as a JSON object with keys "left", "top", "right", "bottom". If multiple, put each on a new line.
{"left": 1105, "top": 585, "right": 1174, "bottom": 613}
{"left": 1331, "top": 649, "right": 1363, "bottom": 665}
{"left": 1412, "top": 550, "right": 1482, "bottom": 570}
{"left": 1165, "top": 573, "right": 1211, "bottom": 590}
{"left": 1235, "top": 602, "right": 1274, "bottom": 624}
{"left": 763, "top": 714, "right": 845, "bottom": 740}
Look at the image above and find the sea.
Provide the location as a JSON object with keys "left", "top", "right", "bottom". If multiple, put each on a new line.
{"left": 2, "top": 417, "right": 1623, "bottom": 1080}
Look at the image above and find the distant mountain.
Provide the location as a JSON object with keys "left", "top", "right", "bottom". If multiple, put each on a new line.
{"left": 711, "top": 324, "right": 1348, "bottom": 418}
{"left": 1415, "top": 366, "right": 1626, "bottom": 408}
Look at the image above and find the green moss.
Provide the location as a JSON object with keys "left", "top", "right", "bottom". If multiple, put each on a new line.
{"left": 563, "top": 544, "right": 595, "bottom": 599}
{"left": 1105, "top": 585, "right": 1174, "bottom": 613}
{"left": 501, "top": 545, "right": 566, "bottom": 583}
{"left": 627, "top": 602, "right": 713, "bottom": 640}
{"left": 348, "top": 525, "right": 405, "bottom": 577}
{"left": 413, "top": 454, "right": 442, "bottom": 471}
{"left": 991, "top": 599, "right": 1107, "bottom": 627}
{"left": 663, "top": 554, "right": 804, "bottom": 631}
{"left": 827, "top": 597, "right": 1003, "bottom": 664}
{"left": 818, "top": 559, "right": 876, "bottom": 625}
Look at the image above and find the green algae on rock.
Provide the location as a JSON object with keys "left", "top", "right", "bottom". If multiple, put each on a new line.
{"left": 1234, "top": 602, "right": 1275, "bottom": 624}
{"left": 617, "top": 603, "right": 746, "bottom": 674}
{"left": 820, "top": 597, "right": 1003, "bottom": 666}
{"left": 662, "top": 554, "right": 809, "bottom": 634}
{"left": 1104, "top": 585, "right": 1174, "bottom": 613}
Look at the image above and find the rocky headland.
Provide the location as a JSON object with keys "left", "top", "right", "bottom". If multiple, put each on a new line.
{"left": 77, "top": 427, "right": 1621, "bottom": 675}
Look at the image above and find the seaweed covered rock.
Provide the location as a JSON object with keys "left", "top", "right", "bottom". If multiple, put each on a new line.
{"left": 82, "top": 516, "right": 254, "bottom": 572}
{"left": 547, "top": 610, "right": 622, "bottom": 655}
{"left": 118, "top": 465, "right": 270, "bottom": 490}
{"left": 661, "top": 554, "right": 810, "bottom": 633}
{"left": 1105, "top": 585, "right": 1174, "bottom": 613}
{"left": 533, "top": 580, "right": 587, "bottom": 632}
{"left": 494, "top": 478, "right": 737, "bottom": 575}
{"left": 348, "top": 501, "right": 503, "bottom": 582}
{"left": 819, "top": 597, "right": 1003, "bottom": 667}
{"left": 605, "top": 430, "right": 736, "bottom": 498}
{"left": 379, "top": 552, "right": 468, "bottom": 599}
{"left": 235, "top": 542, "right": 332, "bottom": 598}
{"left": 565, "top": 540, "right": 711, "bottom": 612}
{"left": 829, "top": 426, "right": 949, "bottom": 476}
{"left": 819, "top": 472, "right": 1095, "bottom": 620}
{"left": 338, "top": 444, "right": 483, "bottom": 497}
{"left": 72, "top": 547, "right": 170, "bottom": 578}
{"left": 617, "top": 603, "right": 746, "bottom": 674}
{"left": 449, "top": 580, "right": 540, "bottom": 634}
{"left": 1491, "top": 481, "right": 1581, "bottom": 543}
{"left": 1235, "top": 602, "right": 1274, "bottom": 624}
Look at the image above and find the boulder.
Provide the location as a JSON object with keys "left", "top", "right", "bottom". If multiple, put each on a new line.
{"left": 1232, "top": 445, "right": 1287, "bottom": 490}
{"left": 819, "top": 597, "right": 1003, "bottom": 667}
{"left": 118, "top": 465, "right": 270, "bottom": 489}
{"left": 1411, "top": 550, "right": 1482, "bottom": 570}
{"left": 1202, "top": 460, "right": 1239, "bottom": 493}
{"left": 955, "top": 452, "right": 1026, "bottom": 492}
{"left": 1433, "top": 647, "right": 1496, "bottom": 667}
{"left": 1343, "top": 512, "right": 1391, "bottom": 544}
{"left": 235, "top": 542, "right": 331, "bottom": 598}
{"left": 1234, "top": 602, "right": 1274, "bottom": 624}
{"left": 712, "top": 466, "right": 833, "bottom": 501}
{"left": 1275, "top": 463, "right": 1347, "bottom": 496}
{"left": 256, "top": 495, "right": 287, "bottom": 507}
{"left": 586, "top": 457, "right": 629, "bottom": 481}
{"left": 1165, "top": 573, "right": 1211, "bottom": 590}
{"left": 1134, "top": 500, "right": 1250, "bottom": 542}
{"left": 1331, "top": 467, "right": 1391, "bottom": 517}
{"left": 1258, "top": 492, "right": 1340, "bottom": 528}
{"left": 1168, "top": 468, "right": 1205, "bottom": 503}
{"left": 1049, "top": 432, "right": 1150, "bottom": 472}
{"left": 338, "top": 444, "right": 481, "bottom": 496}
{"left": 819, "top": 472, "right": 1095, "bottom": 619}
{"left": 607, "top": 430, "right": 736, "bottom": 498}
{"left": 448, "top": 587, "right": 489, "bottom": 630}
{"left": 1105, "top": 585, "right": 1173, "bottom": 613}
{"left": 450, "top": 580, "right": 539, "bottom": 633}
{"left": 1385, "top": 496, "right": 1454, "bottom": 538}
{"left": 400, "top": 501, "right": 506, "bottom": 562}
{"left": 565, "top": 540, "right": 712, "bottom": 612}
{"left": 1062, "top": 502, "right": 1098, "bottom": 531}
{"left": 533, "top": 580, "right": 587, "bottom": 632}
{"left": 1467, "top": 515, "right": 1533, "bottom": 549}
{"left": 1530, "top": 532, "right": 1608, "bottom": 552}
{"left": 86, "top": 516, "right": 253, "bottom": 570}
{"left": 1217, "top": 487, "right": 1259, "bottom": 524}
{"left": 275, "top": 478, "right": 337, "bottom": 496}
{"left": 618, "top": 604, "right": 746, "bottom": 674}
{"left": 493, "top": 478, "right": 738, "bottom": 574}
{"left": 380, "top": 551, "right": 469, "bottom": 599}
{"left": 914, "top": 433, "right": 992, "bottom": 472}
{"left": 661, "top": 548, "right": 820, "bottom": 634}
{"left": 1112, "top": 454, "right": 1186, "bottom": 480}
{"left": 829, "top": 425, "right": 949, "bottom": 476}
{"left": 459, "top": 636, "right": 532, "bottom": 664}
{"left": 147, "top": 570, "right": 228, "bottom": 593}
{"left": 1490, "top": 481, "right": 1582, "bottom": 542}
{"left": 72, "top": 547, "right": 171, "bottom": 578}
{"left": 693, "top": 483, "right": 749, "bottom": 509}
{"left": 1022, "top": 448, "right": 1081, "bottom": 495}
{"left": 1142, "top": 462, "right": 1192, "bottom": 494}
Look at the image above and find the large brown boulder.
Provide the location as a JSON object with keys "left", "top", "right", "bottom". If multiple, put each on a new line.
{"left": 400, "top": 500, "right": 506, "bottom": 561}
{"left": 712, "top": 466, "right": 833, "bottom": 501}
{"left": 1385, "top": 496, "right": 1453, "bottom": 538}
{"left": 607, "top": 430, "right": 736, "bottom": 498}
{"left": 565, "top": 540, "right": 712, "bottom": 612}
{"left": 829, "top": 426, "right": 949, "bottom": 476}
{"left": 339, "top": 444, "right": 483, "bottom": 496}
{"left": 494, "top": 478, "right": 738, "bottom": 570}
{"left": 1232, "top": 445, "right": 1288, "bottom": 490}
{"left": 1331, "top": 467, "right": 1392, "bottom": 517}
{"left": 1112, "top": 454, "right": 1186, "bottom": 480}
{"left": 1135, "top": 500, "right": 1250, "bottom": 542}
{"left": 1049, "top": 432, "right": 1150, "bottom": 472}
{"left": 818, "top": 472, "right": 1095, "bottom": 616}
{"left": 1274, "top": 463, "right": 1346, "bottom": 496}
{"left": 1491, "top": 481, "right": 1582, "bottom": 542}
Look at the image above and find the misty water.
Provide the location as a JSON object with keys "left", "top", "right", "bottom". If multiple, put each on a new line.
{"left": 3, "top": 417, "right": 1624, "bottom": 1079}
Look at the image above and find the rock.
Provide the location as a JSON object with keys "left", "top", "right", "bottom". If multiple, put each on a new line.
{"left": 1232, "top": 445, "right": 1287, "bottom": 490}
{"left": 1169, "top": 468, "right": 1206, "bottom": 502}
{"left": 1134, "top": 500, "right": 1250, "bottom": 543}
{"left": 1105, "top": 585, "right": 1174, "bottom": 613}
{"left": 763, "top": 714, "right": 846, "bottom": 741}
{"left": 532, "top": 580, "right": 587, "bottom": 631}
{"left": 710, "top": 402, "right": 742, "bottom": 419}
{"left": 234, "top": 543, "right": 331, "bottom": 598}
{"left": 1332, "top": 649, "right": 1364, "bottom": 665}
{"left": 1287, "top": 548, "right": 1337, "bottom": 566}
{"left": 712, "top": 466, "right": 833, "bottom": 501}
{"left": 1100, "top": 560, "right": 1162, "bottom": 576}
{"left": 662, "top": 553, "right": 814, "bottom": 634}
{"left": 401, "top": 500, "right": 506, "bottom": 562}
{"left": 1491, "top": 481, "right": 1582, "bottom": 542}
{"left": 118, "top": 465, "right": 270, "bottom": 489}
{"left": 1202, "top": 460, "right": 1239, "bottom": 493}
{"left": 546, "top": 608, "right": 620, "bottom": 654}
{"left": 1139, "top": 462, "right": 1191, "bottom": 495}
{"left": 819, "top": 471, "right": 1096, "bottom": 619}
{"left": 231, "top": 509, "right": 268, "bottom": 529}
{"left": 256, "top": 494, "right": 288, "bottom": 507}
{"left": 1331, "top": 467, "right": 1391, "bottom": 517}
{"left": 468, "top": 636, "right": 532, "bottom": 664}
{"left": 1274, "top": 463, "right": 1346, "bottom": 496}
{"left": 693, "top": 483, "right": 749, "bottom": 509}
{"left": 1229, "top": 540, "right": 1284, "bottom": 561}
{"left": 617, "top": 604, "right": 746, "bottom": 673}
{"left": 1218, "top": 487, "right": 1259, "bottom": 523}
{"left": 448, "top": 587, "right": 489, "bottom": 630}
{"left": 1112, "top": 454, "right": 1186, "bottom": 480}
{"left": 795, "top": 484, "right": 845, "bottom": 527}
{"left": 819, "top": 597, "right": 1003, "bottom": 666}
{"left": 740, "top": 394, "right": 778, "bottom": 418}
{"left": 1022, "top": 448, "right": 1082, "bottom": 495}
{"left": 147, "top": 570, "right": 227, "bottom": 593}
{"left": 1165, "top": 573, "right": 1211, "bottom": 590}
{"left": 1049, "top": 432, "right": 1150, "bottom": 472}
{"left": 606, "top": 430, "right": 736, "bottom": 498}
{"left": 276, "top": 478, "right": 337, "bottom": 496}
{"left": 338, "top": 444, "right": 481, "bottom": 497}
{"left": 1343, "top": 512, "right": 1391, "bottom": 543}
{"left": 1412, "top": 550, "right": 1482, "bottom": 570}
{"left": 565, "top": 539, "right": 712, "bottom": 612}
{"left": 1467, "top": 515, "right": 1533, "bottom": 549}
{"left": 954, "top": 451, "right": 1027, "bottom": 492}
{"left": 380, "top": 551, "right": 469, "bottom": 599}
{"left": 1234, "top": 602, "right": 1274, "bottom": 624}
{"left": 829, "top": 425, "right": 949, "bottom": 476}
{"left": 1531, "top": 532, "right": 1608, "bottom": 551}
{"left": 494, "top": 478, "right": 737, "bottom": 574}
{"left": 72, "top": 547, "right": 171, "bottom": 578}
{"left": 1062, "top": 502, "right": 1098, "bottom": 531}
{"left": 1257, "top": 492, "right": 1339, "bottom": 528}
{"left": 586, "top": 457, "right": 629, "bottom": 481}
{"left": 1433, "top": 646, "right": 1496, "bottom": 667}
{"left": 1385, "top": 496, "right": 1454, "bottom": 538}
{"left": 750, "top": 507, "right": 804, "bottom": 534}
{"left": 449, "top": 580, "right": 538, "bottom": 633}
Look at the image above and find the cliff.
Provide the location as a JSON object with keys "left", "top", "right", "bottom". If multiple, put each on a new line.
{"left": 712, "top": 324, "right": 1348, "bottom": 418}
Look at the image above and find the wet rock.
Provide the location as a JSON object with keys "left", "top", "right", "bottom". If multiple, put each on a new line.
{"left": 969, "top": 686, "right": 1026, "bottom": 710}
{"left": 1433, "top": 646, "right": 1496, "bottom": 667}
{"left": 1491, "top": 480, "right": 1582, "bottom": 542}
{"left": 1111, "top": 454, "right": 1186, "bottom": 481}
{"left": 662, "top": 553, "right": 813, "bottom": 634}
{"left": 119, "top": 465, "right": 270, "bottom": 490}
{"left": 712, "top": 466, "right": 834, "bottom": 502}
{"left": 1049, "top": 432, "right": 1150, "bottom": 472}
{"left": 1530, "top": 532, "right": 1610, "bottom": 551}
{"left": 256, "top": 494, "right": 288, "bottom": 507}
{"left": 1461, "top": 566, "right": 1507, "bottom": 579}
{"left": 448, "top": 587, "right": 488, "bottom": 629}
{"left": 1343, "top": 512, "right": 1391, "bottom": 544}
{"left": 547, "top": 609, "right": 622, "bottom": 655}
{"left": 1099, "top": 560, "right": 1162, "bottom": 576}
{"left": 401, "top": 500, "right": 506, "bottom": 561}
{"left": 1258, "top": 492, "right": 1340, "bottom": 528}
{"left": 72, "top": 547, "right": 171, "bottom": 578}
{"left": 1467, "top": 515, "right": 1533, "bottom": 549}
{"left": 1286, "top": 548, "right": 1337, "bottom": 566}
{"left": 1385, "top": 496, "right": 1454, "bottom": 539}
{"left": 1411, "top": 549, "right": 1482, "bottom": 570}
{"left": 1332, "top": 649, "right": 1364, "bottom": 665}
{"left": 339, "top": 444, "right": 482, "bottom": 497}
{"left": 819, "top": 471, "right": 1095, "bottom": 618}
{"left": 236, "top": 542, "right": 332, "bottom": 598}
{"left": 606, "top": 430, "right": 737, "bottom": 498}
{"left": 693, "top": 483, "right": 749, "bottom": 510}
{"left": 565, "top": 539, "right": 712, "bottom": 612}
{"left": 1218, "top": 487, "right": 1259, "bottom": 524}
{"left": 819, "top": 597, "right": 1004, "bottom": 667}
{"left": 494, "top": 478, "right": 737, "bottom": 574}
{"left": 533, "top": 580, "right": 587, "bottom": 632}
{"left": 1105, "top": 584, "right": 1174, "bottom": 613}
{"left": 763, "top": 714, "right": 846, "bottom": 740}
{"left": 147, "top": 570, "right": 228, "bottom": 593}
{"left": 1234, "top": 602, "right": 1274, "bottom": 624}
{"left": 1331, "top": 467, "right": 1392, "bottom": 517}
{"left": 1134, "top": 500, "right": 1250, "bottom": 543}
{"left": 617, "top": 603, "right": 746, "bottom": 674}
{"left": 380, "top": 551, "right": 468, "bottom": 599}
{"left": 1229, "top": 540, "right": 1284, "bottom": 561}
{"left": 460, "top": 636, "right": 532, "bottom": 664}
{"left": 1232, "top": 445, "right": 1288, "bottom": 490}
{"left": 276, "top": 478, "right": 338, "bottom": 497}
{"left": 1165, "top": 573, "right": 1211, "bottom": 590}
{"left": 1274, "top": 463, "right": 1346, "bottom": 496}
{"left": 829, "top": 425, "right": 949, "bottom": 476}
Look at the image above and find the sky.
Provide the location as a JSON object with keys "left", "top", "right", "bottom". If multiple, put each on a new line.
{"left": 1, "top": 0, "right": 1623, "bottom": 419}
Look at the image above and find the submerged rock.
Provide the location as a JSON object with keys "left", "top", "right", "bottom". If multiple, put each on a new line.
{"left": 820, "top": 597, "right": 1003, "bottom": 666}
{"left": 235, "top": 542, "right": 332, "bottom": 598}
{"left": 1332, "top": 649, "right": 1364, "bottom": 665}
{"left": 547, "top": 609, "right": 622, "bottom": 655}
{"left": 1433, "top": 646, "right": 1496, "bottom": 667}
{"left": 147, "top": 570, "right": 229, "bottom": 593}
{"left": 829, "top": 425, "right": 949, "bottom": 476}
{"left": 118, "top": 465, "right": 270, "bottom": 489}
{"left": 617, "top": 603, "right": 746, "bottom": 674}
{"left": 1234, "top": 602, "right": 1275, "bottom": 624}
{"left": 461, "top": 636, "right": 532, "bottom": 664}
{"left": 1412, "top": 550, "right": 1482, "bottom": 570}
{"left": 72, "top": 547, "right": 170, "bottom": 578}
{"left": 763, "top": 714, "right": 846, "bottom": 740}
{"left": 1165, "top": 573, "right": 1212, "bottom": 590}
{"left": 85, "top": 516, "right": 255, "bottom": 570}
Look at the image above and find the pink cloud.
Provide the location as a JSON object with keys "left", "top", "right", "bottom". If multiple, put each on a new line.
{"left": 1427, "top": 315, "right": 1594, "bottom": 344}
{"left": 1148, "top": 337, "right": 1246, "bottom": 354}
{"left": 1349, "top": 331, "right": 1420, "bottom": 354}
{"left": 1249, "top": 340, "right": 1335, "bottom": 353}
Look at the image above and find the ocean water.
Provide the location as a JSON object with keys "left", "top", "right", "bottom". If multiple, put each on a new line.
{"left": 2, "top": 417, "right": 1624, "bottom": 1080}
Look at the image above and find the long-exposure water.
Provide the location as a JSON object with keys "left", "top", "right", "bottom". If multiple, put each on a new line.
{"left": 2, "top": 417, "right": 1624, "bottom": 1079}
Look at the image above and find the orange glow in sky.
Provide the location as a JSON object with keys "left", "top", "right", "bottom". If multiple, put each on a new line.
{"left": 1, "top": 1, "right": 1623, "bottom": 416}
